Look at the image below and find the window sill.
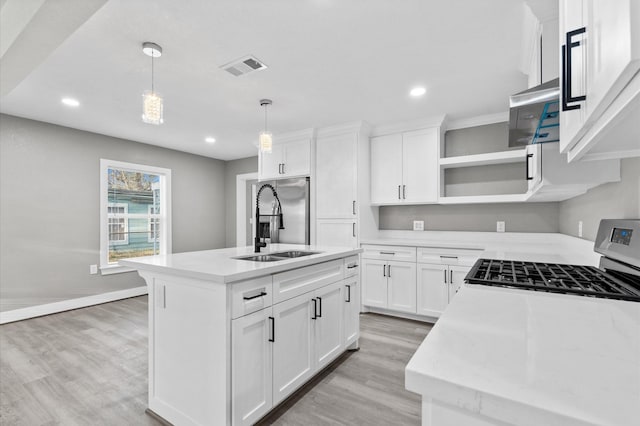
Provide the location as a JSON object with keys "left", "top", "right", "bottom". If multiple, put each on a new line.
{"left": 100, "top": 264, "right": 136, "bottom": 275}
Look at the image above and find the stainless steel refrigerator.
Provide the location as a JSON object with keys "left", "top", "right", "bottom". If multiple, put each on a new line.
{"left": 252, "top": 177, "right": 310, "bottom": 244}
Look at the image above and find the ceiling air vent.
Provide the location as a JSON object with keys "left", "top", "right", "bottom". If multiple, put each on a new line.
{"left": 221, "top": 55, "right": 268, "bottom": 77}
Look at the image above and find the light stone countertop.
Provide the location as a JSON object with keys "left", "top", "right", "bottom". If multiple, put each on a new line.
{"left": 361, "top": 230, "right": 600, "bottom": 265}
{"left": 405, "top": 284, "right": 640, "bottom": 426}
{"left": 119, "top": 244, "right": 362, "bottom": 283}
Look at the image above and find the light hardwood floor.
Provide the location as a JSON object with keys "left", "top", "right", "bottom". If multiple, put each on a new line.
{"left": 0, "top": 296, "right": 432, "bottom": 425}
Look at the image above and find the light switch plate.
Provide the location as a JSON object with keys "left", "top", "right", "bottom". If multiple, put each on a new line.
{"left": 578, "top": 221, "right": 583, "bottom": 237}
{"left": 413, "top": 220, "right": 424, "bottom": 231}
{"left": 496, "top": 221, "right": 506, "bottom": 233}
{"left": 89, "top": 264, "right": 98, "bottom": 275}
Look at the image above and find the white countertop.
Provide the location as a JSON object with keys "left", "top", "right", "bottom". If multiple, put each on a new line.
{"left": 361, "top": 230, "right": 601, "bottom": 265}
{"left": 405, "top": 284, "right": 640, "bottom": 426}
{"left": 119, "top": 244, "right": 361, "bottom": 283}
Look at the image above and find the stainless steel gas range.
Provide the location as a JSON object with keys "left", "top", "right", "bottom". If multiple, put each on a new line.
{"left": 465, "top": 219, "right": 640, "bottom": 302}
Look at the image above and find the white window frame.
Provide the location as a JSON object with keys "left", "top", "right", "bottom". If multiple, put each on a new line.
{"left": 108, "top": 202, "right": 129, "bottom": 245}
{"left": 100, "top": 159, "right": 172, "bottom": 275}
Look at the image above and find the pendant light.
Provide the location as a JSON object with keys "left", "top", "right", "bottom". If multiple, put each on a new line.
{"left": 142, "top": 42, "right": 163, "bottom": 125}
{"left": 259, "top": 99, "right": 273, "bottom": 153}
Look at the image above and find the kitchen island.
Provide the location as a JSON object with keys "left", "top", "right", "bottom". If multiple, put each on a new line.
{"left": 405, "top": 284, "right": 640, "bottom": 426}
{"left": 120, "top": 244, "right": 362, "bottom": 426}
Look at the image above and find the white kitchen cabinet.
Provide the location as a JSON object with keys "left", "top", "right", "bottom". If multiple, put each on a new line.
{"left": 316, "top": 219, "right": 357, "bottom": 248}
{"left": 417, "top": 263, "right": 472, "bottom": 318}
{"left": 371, "top": 128, "right": 440, "bottom": 205}
{"left": 560, "top": 0, "right": 640, "bottom": 161}
{"left": 361, "top": 257, "right": 417, "bottom": 314}
{"left": 232, "top": 308, "right": 273, "bottom": 426}
{"left": 259, "top": 136, "right": 311, "bottom": 180}
{"left": 313, "top": 281, "right": 345, "bottom": 369}
{"left": 316, "top": 132, "right": 357, "bottom": 218}
{"left": 271, "top": 292, "right": 315, "bottom": 405}
{"left": 343, "top": 274, "right": 360, "bottom": 347}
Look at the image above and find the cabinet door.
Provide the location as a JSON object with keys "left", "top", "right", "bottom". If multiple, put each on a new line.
{"left": 272, "top": 293, "right": 315, "bottom": 405}
{"left": 386, "top": 261, "right": 417, "bottom": 313}
{"left": 314, "top": 281, "right": 345, "bottom": 370}
{"left": 526, "top": 144, "right": 542, "bottom": 192}
{"left": 343, "top": 276, "right": 360, "bottom": 347}
{"left": 282, "top": 138, "right": 311, "bottom": 177}
{"left": 316, "top": 219, "right": 357, "bottom": 248}
{"left": 448, "top": 265, "right": 469, "bottom": 303}
{"left": 259, "top": 144, "right": 285, "bottom": 180}
{"left": 232, "top": 308, "right": 273, "bottom": 426}
{"left": 361, "top": 259, "right": 388, "bottom": 308}
{"left": 316, "top": 133, "right": 357, "bottom": 218}
{"left": 371, "top": 133, "right": 403, "bottom": 204}
{"left": 416, "top": 263, "right": 448, "bottom": 318}
{"left": 402, "top": 128, "right": 439, "bottom": 203}
{"left": 559, "top": 0, "right": 587, "bottom": 152}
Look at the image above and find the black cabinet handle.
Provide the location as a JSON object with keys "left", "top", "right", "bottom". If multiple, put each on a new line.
{"left": 403, "top": 185, "right": 406, "bottom": 199}
{"left": 352, "top": 223, "right": 356, "bottom": 237}
{"left": 383, "top": 264, "right": 386, "bottom": 277}
{"left": 268, "top": 316, "right": 275, "bottom": 342}
{"left": 317, "top": 297, "right": 322, "bottom": 318}
{"left": 444, "top": 269, "right": 447, "bottom": 284}
{"left": 346, "top": 284, "right": 351, "bottom": 302}
{"left": 243, "top": 291, "right": 267, "bottom": 301}
{"left": 526, "top": 153, "right": 534, "bottom": 180}
{"left": 450, "top": 270, "right": 453, "bottom": 284}
{"left": 347, "top": 264, "right": 359, "bottom": 269}
{"left": 352, "top": 200, "right": 356, "bottom": 215}
{"left": 387, "top": 265, "right": 391, "bottom": 278}
{"left": 282, "top": 163, "right": 285, "bottom": 174}
{"left": 398, "top": 185, "right": 401, "bottom": 199}
{"left": 562, "top": 27, "right": 587, "bottom": 111}
{"left": 312, "top": 298, "right": 317, "bottom": 320}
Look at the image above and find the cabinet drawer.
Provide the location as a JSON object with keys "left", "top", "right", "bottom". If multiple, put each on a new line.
{"left": 361, "top": 245, "right": 416, "bottom": 262}
{"left": 231, "top": 276, "right": 273, "bottom": 320}
{"left": 272, "top": 259, "right": 343, "bottom": 304}
{"left": 417, "top": 247, "right": 482, "bottom": 267}
{"left": 344, "top": 255, "right": 360, "bottom": 278}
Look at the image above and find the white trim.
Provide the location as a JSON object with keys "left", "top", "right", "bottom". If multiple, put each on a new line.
{"left": 273, "top": 127, "right": 315, "bottom": 143}
{"left": 100, "top": 159, "right": 172, "bottom": 270}
{"left": 0, "top": 286, "right": 148, "bottom": 324}
{"left": 445, "top": 112, "right": 509, "bottom": 131}
{"left": 236, "top": 172, "right": 259, "bottom": 247}
{"left": 315, "top": 121, "right": 371, "bottom": 138}
{"left": 370, "top": 115, "right": 446, "bottom": 137}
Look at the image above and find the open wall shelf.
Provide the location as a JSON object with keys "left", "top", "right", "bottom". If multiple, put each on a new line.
{"left": 439, "top": 148, "right": 526, "bottom": 169}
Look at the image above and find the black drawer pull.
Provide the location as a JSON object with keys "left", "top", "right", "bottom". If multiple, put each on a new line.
{"left": 243, "top": 291, "right": 267, "bottom": 301}
{"left": 317, "top": 297, "right": 322, "bottom": 318}
{"left": 347, "top": 264, "right": 359, "bottom": 269}
{"left": 346, "top": 284, "right": 351, "bottom": 302}
{"left": 312, "top": 298, "right": 317, "bottom": 320}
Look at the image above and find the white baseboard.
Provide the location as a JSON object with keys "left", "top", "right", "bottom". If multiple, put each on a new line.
{"left": 0, "top": 286, "right": 148, "bottom": 325}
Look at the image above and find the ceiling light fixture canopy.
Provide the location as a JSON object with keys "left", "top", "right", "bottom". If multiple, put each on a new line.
{"left": 142, "top": 42, "right": 163, "bottom": 125}
{"left": 259, "top": 99, "right": 273, "bottom": 153}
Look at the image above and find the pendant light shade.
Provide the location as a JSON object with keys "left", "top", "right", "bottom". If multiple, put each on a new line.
{"left": 259, "top": 99, "right": 273, "bottom": 153}
{"left": 142, "top": 42, "right": 164, "bottom": 125}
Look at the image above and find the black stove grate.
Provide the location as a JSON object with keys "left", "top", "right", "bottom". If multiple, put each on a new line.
{"left": 465, "top": 259, "right": 640, "bottom": 302}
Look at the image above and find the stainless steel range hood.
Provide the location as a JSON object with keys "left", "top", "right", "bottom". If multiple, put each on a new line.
{"left": 508, "top": 78, "right": 560, "bottom": 147}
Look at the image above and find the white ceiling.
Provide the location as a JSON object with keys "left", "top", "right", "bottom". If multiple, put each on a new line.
{"left": 0, "top": 0, "right": 555, "bottom": 160}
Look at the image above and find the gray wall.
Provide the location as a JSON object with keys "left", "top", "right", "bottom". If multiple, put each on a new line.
{"left": 379, "top": 203, "right": 559, "bottom": 232}
{"left": 559, "top": 157, "right": 640, "bottom": 241}
{"left": 224, "top": 156, "right": 258, "bottom": 247}
{"left": 0, "top": 114, "right": 226, "bottom": 312}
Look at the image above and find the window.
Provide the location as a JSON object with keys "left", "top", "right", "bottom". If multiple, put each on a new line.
{"left": 108, "top": 203, "right": 129, "bottom": 245}
{"left": 100, "top": 159, "right": 172, "bottom": 274}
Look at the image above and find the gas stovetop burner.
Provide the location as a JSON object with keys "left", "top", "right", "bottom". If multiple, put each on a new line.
{"left": 465, "top": 259, "right": 640, "bottom": 302}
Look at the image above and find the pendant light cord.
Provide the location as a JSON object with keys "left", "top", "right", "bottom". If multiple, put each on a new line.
{"left": 264, "top": 104, "right": 268, "bottom": 132}
{"left": 151, "top": 52, "right": 155, "bottom": 94}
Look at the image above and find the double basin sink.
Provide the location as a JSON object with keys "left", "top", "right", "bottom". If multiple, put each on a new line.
{"left": 234, "top": 250, "right": 320, "bottom": 262}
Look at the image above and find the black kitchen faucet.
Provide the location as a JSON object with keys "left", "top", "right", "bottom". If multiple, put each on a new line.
{"left": 255, "top": 184, "right": 285, "bottom": 253}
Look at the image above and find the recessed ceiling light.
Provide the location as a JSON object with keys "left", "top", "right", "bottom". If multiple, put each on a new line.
{"left": 410, "top": 87, "right": 426, "bottom": 97}
{"left": 205, "top": 137, "right": 216, "bottom": 144}
{"left": 61, "top": 98, "right": 80, "bottom": 107}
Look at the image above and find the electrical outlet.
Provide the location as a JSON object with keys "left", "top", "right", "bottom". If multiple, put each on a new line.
{"left": 89, "top": 264, "right": 98, "bottom": 275}
{"left": 496, "top": 221, "right": 506, "bottom": 233}
{"left": 413, "top": 220, "right": 424, "bottom": 231}
{"left": 578, "top": 221, "right": 583, "bottom": 238}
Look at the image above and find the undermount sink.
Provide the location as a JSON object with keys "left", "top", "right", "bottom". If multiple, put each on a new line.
{"left": 234, "top": 250, "right": 321, "bottom": 262}
{"left": 271, "top": 250, "right": 320, "bottom": 258}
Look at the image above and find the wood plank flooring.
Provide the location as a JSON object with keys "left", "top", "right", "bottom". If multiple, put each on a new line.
{"left": 0, "top": 296, "right": 432, "bottom": 425}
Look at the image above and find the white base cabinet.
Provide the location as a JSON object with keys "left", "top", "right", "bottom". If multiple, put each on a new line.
{"left": 417, "top": 264, "right": 468, "bottom": 318}
{"left": 137, "top": 254, "right": 359, "bottom": 426}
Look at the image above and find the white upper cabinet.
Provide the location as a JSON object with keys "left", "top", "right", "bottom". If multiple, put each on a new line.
{"left": 259, "top": 131, "right": 312, "bottom": 180}
{"left": 371, "top": 127, "right": 439, "bottom": 205}
{"left": 316, "top": 132, "right": 357, "bottom": 218}
{"left": 560, "top": 0, "right": 640, "bottom": 161}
